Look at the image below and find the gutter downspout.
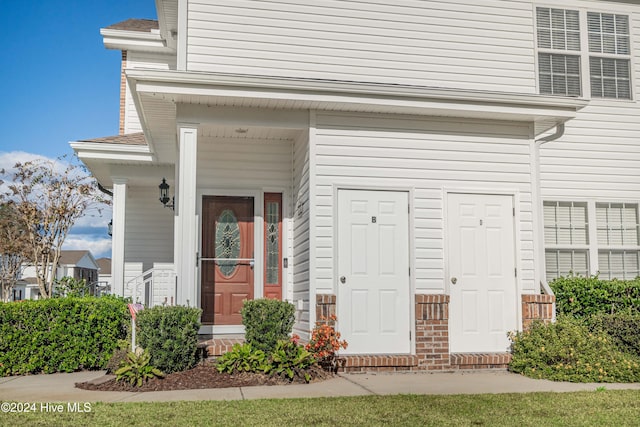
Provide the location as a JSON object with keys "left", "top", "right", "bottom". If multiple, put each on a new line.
{"left": 532, "top": 124, "right": 564, "bottom": 312}
{"left": 97, "top": 183, "right": 113, "bottom": 197}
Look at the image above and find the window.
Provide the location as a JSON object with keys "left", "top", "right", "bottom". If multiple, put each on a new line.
{"left": 544, "top": 201, "right": 640, "bottom": 281}
{"left": 544, "top": 201, "right": 589, "bottom": 279}
{"left": 587, "top": 12, "right": 631, "bottom": 99}
{"left": 535, "top": 8, "right": 632, "bottom": 100}
{"left": 596, "top": 203, "right": 640, "bottom": 279}
{"left": 536, "top": 8, "right": 582, "bottom": 96}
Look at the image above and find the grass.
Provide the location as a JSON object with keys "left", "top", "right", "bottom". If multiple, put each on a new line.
{"left": 3, "top": 390, "right": 640, "bottom": 426}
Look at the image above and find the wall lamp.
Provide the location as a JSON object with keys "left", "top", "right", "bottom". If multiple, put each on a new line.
{"left": 159, "top": 178, "right": 175, "bottom": 210}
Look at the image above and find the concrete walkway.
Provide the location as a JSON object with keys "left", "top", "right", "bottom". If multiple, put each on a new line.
{"left": 1, "top": 370, "right": 639, "bottom": 403}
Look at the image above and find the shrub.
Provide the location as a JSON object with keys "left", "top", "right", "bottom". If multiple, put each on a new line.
{"left": 267, "top": 340, "right": 316, "bottom": 382}
{"left": 550, "top": 275, "right": 640, "bottom": 317}
{"left": 105, "top": 339, "right": 131, "bottom": 374}
{"left": 0, "top": 296, "right": 128, "bottom": 376}
{"left": 241, "top": 299, "right": 295, "bottom": 354}
{"left": 216, "top": 343, "right": 268, "bottom": 374}
{"left": 586, "top": 312, "right": 640, "bottom": 357}
{"left": 136, "top": 305, "right": 202, "bottom": 374}
{"left": 509, "top": 316, "right": 640, "bottom": 382}
{"left": 115, "top": 348, "right": 164, "bottom": 387}
{"left": 305, "top": 315, "right": 348, "bottom": 371}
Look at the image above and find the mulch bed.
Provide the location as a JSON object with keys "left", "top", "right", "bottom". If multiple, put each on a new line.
{"left": 75, "top": 363, "right": 332, "bottom": 392}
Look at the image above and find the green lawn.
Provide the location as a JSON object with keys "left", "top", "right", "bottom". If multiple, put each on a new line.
{"left": 3, "top": 390, "right": 640, "bottom": 426}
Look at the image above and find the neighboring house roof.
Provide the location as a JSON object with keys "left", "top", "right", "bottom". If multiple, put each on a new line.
{"left": 105, "top": 19, "right": 159, "bottom": 32}
{"left": 78, "top": 132, "right": 147, "bottom": 146}
{"left": 97, "top": 258, "right": 112, "bottom": 275}
{"left": 59, "top": 250, "right": 91, "bottom": 266}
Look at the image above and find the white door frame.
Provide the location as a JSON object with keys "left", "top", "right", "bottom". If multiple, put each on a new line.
{"left": 333, "top": 186, "right": 415, "bottom": 354}
{"left": 443, "top": 189, "right": 523, "bottom": 351}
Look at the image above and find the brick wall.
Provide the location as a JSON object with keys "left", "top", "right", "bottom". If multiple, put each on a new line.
{"left": 521, "top": 294, "right": 555, "bottom": 329}
{"left": 119, "top": 51, "right": 127, "bottom": 135}
{"left": 415, "top": 294, "right": 450, "bottom": 370}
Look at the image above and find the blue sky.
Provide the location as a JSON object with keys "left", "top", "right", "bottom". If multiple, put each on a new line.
{"left": 0, "top": 0, "right": 157, "bottom": 259}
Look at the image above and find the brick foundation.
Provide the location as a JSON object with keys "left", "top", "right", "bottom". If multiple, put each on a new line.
{"left": 201, "top": 337, "right": 245, "bottom": 357}
{"left": 450, "top": 353, "right": 512, "bottom": 369}
{"left": 205, "top": 292, "right": 555, "bottom": 370}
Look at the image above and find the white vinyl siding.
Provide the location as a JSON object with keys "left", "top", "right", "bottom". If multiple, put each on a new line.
{"left": 292, "top": 132, "right": 311, "bottom": 336}
{"left": 312, "top": 112, "right": 535, "bottom": 294}
{"left": 187, "top": 0, "right": 537, "bottom": 93}
{"left": 196, "top": 137, "right": 293, "bottom": 190}
{"left": 124, "top": 187, "right": 174, "bottom": 271}
{"left": 124, "top": 51, "right": 176, "bottom": 134}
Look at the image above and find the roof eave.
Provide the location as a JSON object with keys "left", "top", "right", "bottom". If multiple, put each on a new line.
{"left": 100, "top": 28, "right": 170, "bottom": 53}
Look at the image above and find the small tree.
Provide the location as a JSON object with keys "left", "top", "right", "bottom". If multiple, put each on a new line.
{"left": 0, "top": 202, "right": 30, "bottom": 302}
{"left": 0, "top": 157, "right": 107, "bottom": 298}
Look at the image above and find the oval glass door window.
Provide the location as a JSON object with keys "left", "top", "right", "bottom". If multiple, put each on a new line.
{"left": 216, "top": 209, "right": 241, "bottom": 276}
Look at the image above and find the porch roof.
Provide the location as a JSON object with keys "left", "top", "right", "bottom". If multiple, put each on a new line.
{"left": 70, "top": 132, "right": 173, "bottom": 187}
{"left": 126, "top": 69, "right": 588, "bottom": 161}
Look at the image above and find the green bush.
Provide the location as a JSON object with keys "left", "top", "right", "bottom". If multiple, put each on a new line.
{"left": 241, "top": 299, "right": 295, "bottom": 354}
{"left": 115, "top": 348, "right": 164, "bottom": 387}
{"left": 266, "top": 340, "right": 316, "bottom": 383}
{"left": 216, "top": 343, "right": 268, "bottom": 374}
{"left": 586, "top": 312, "right": 640, "bottom": 357}
{"left": 509, "top": 316, "right": 640, "bottom": 382}
{"left": 136, "top": 305, "right": 201, "bottom": 374}
{"left": 550, "top": 275, "right": 640, "bottom": 317}
{"left": 0, "top": 296, "right": 128, "bottom": 376}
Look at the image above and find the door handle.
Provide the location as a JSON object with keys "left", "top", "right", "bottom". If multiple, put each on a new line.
{"left": 340, "top": 276, "right": 346, "bottom": 284}
{"left": 451, "top": 277, "right": 457, "bottom": 285}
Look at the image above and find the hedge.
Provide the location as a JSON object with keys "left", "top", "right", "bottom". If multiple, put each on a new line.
{"left": 0, "top": 296, "right": 128, "bottom": 376}
{"left": 550, "top": 275, "right": 640, "bottom": 318}
{"left": 136, "top": 305, "right": 202, "bottom": 374}
{"left": 241, "top": 299, "right": 295, "bottom": 354}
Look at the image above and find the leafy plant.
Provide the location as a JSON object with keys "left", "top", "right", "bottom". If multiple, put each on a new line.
{"left": 550, "top": 275, "right": 640, "bottom": 317}
{"left": 509, "top": 316, "right": 640, "bottom": 383}
{"left": 266, "top": 340, "right": 316, "bottom": 382}
{"left": 306, "top": 315, "right": 348, "bottom": 371}
{"left": 136, "top": 305, "right": 202, "bottom": 373}
{"left": 54, "top": 276, "right": 91, "bottom": 298}
{"left": 0, "top": 296, "right": 128, "bottom": 376}
{"left": 115, "top": 348, "right": 164, "bottom": 387}
{"left": 241, "top": 299, "right": 295, "bottom": 354}
{"left": 585, "top": 312, "right": 640, "bottom": 357}
{"left": 216, "top": 343, "right": 268, "bottom": 374}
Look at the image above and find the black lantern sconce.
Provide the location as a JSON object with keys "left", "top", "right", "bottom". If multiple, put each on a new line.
{"left": 159, "top": 178, "right": 175, "bottom": 210}
{"left": 107, "top": 219, "right": 113, "bottom": 237}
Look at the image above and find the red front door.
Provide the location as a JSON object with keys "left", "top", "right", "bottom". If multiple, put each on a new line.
{"left": 201, "top": 196, "right": 254, "bottom": 325}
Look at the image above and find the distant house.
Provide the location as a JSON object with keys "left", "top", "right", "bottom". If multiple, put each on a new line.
{"left": 72, "top": 1, "right": 640, "bottom": 371}
{"left": 96, "top": 257, "right": 112, "bottom": 295}
{"left": 20, "top": 250, "right": 100, "bottom": 299}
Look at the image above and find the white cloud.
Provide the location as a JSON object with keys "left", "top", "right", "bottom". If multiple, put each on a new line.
{"left": 63, "top": 235, "right": 112, "bottom": 259}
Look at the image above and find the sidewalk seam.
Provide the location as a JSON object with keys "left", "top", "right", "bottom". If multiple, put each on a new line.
{"left": 337, "top": 374, "right": 378, "bottom": 396}
{"left": 239, "top": 387, "right": 246, "bottom": 400}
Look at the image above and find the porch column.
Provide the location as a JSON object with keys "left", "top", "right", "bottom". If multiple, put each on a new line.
{"left": 175, "top": 125, "right": 198, "bottom": 306}
{"left": 111, "top": 178, "right": 128, "bottom": 296}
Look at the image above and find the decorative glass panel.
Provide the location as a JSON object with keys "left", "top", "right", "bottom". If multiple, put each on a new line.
{"left": 266, "top": 201, "right": 280, "bottom": 285}
{"left": 215, "top": 209, "right": 241, "bottom": 277}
